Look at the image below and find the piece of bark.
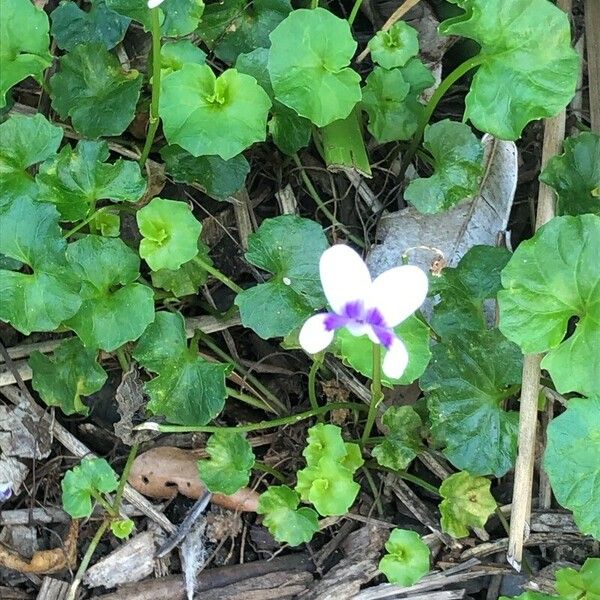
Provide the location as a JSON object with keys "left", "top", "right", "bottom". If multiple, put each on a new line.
{"left": 209, "top": 571, "right": 313, "bottom": 600}
{"left": 297, "top": 524, "right": 388, "bottom": 600}
{"left": 1, "top": 586, "right": 32, "bottom": 599}
{"left": 36, "top": 577, "right": 70, "bottom": 600}
{"left": 84, "top": 531, "right": 157, "bottom": 588}
{"left": 529, "top": 511, "right": 579, "bottom": 534}
{"left": 97, "top": 552, "right": 314, "bottom": 600}
{"left": 586, "top": 0, "right": 600, "bottom": 132}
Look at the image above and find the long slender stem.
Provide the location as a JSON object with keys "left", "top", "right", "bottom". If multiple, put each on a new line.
{"left": 112, "top": 444, "right": 139, "bottom": 513}
{"left": 253, "top": 461, "right": 286, "bottom": 482}
{"left": 63, "top": 206, "right": 109, "bottom": 238}
{"left": 347, "top": 0, "right": 363, "bottom": 26}
{"left": 146, "top": 402, "right": 367, "bottom": 433}
{"left": 366, "top": 461, "right": 440, "bottom": 497}
{"left": 139, "top": 8, "right": 162, "bottom": 169}
{"left": 307, "top": 356, "right": 322, "bottom": 418}
{"left": 66, "top": 520, "right": 109, "bottom": 600}
{"left": 399, "top": 56, "right": 483, "bottom": 179}
{"left": 292, "top": 153, "right": 365, "bottom": 248}
{"left": 193, "top": 255, "right": 243, "bottom": 294}
{"left": 362, "top": 344, "right": 382, "bottom": 445}
{"left": 361, "top": 465, "right": 384, "bottom": 516}
{"left": 115, "top": 348, "right": 129, "bottom": 373}
{"left": 226, "top": 386, "right": 273, "bottom": 412}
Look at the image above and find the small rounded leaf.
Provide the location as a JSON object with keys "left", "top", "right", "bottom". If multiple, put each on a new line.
{"left": 368, "top": 22, "right": 419, "bottom": 69}
{"left": 378, "top": 528, "right": 430, "bottom": 586}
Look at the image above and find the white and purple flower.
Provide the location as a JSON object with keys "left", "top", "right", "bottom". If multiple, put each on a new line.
{"left": 299, "top": 245, "right": 428, "bottom": 379}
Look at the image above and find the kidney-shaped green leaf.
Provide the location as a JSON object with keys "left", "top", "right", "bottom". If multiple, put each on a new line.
{"left": 404, "top": 120, "right": 484, "bottom": 214}
{"left": 556, "top": 558, "right": 600, "bottom": 599}
{"left": 0, "top": 198, "right": 81, "bottom": 334}
{"left": 372, "top": 406, "right": 423, "bottom": 471}
{"left": 0, "top": 0, "right": 52, "bottom": 108}
{"left": 544, "top": 397, "right": 600, "bottom": 540}
{"left": 268, "top": 8, "right": 361, "bottom": 127}
{"left": 368, "top": 21, "right": 419, "bottom": 70}
{"left": 439, "top": 0, "right": 579, "bottom": 140}
{"left": 160, "top": 64, "right": 271, "bottom": 160}
{"left": 37, "top": 140, "right": 147, "bottom": 222}
{"left": 539, "top": 132, "right": 600, "bottom": 216}
{"left": 235, "top": 215, "right": 328, "bottom": 339}
{"left": 65, "top": 235, "right": 154, "bottom": 351}
{"left": 498, "top": 214, "right": 600, "bottom": 397}
{"left": 420, "top": 329, "right": 522, "bottom": 477}
{"left": 133, "top": 311, "right": 230, "bottom": 425}
{"left": 50, "top": 43, "right": 143, "bottom": 138}
{"left": 379, "top": 529, "right": 430, "bottom": 586}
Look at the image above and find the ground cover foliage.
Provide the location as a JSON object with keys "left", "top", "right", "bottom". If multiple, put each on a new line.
{"left": 0, "top": 0, "right": 598, "bottom": 597}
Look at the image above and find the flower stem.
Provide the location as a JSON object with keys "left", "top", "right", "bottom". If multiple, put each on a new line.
{"left": 192, "top": 255, "right": 243, "bottom": 295}
{"left": 347, "top": 0, "right": 363, "bottom": 25}
{"left": 308, "top": 356, "right": 322, "bottom": 419}
{"left": 398, "top": 55, "right": 483, "bottom": 180}
{"left": 361, "top": 343, "right": 383, "bottom": 445}
{"left": 144, "top": 402, "right": 368, "bottom": 433}
{"left": 139, "top": 8, "right": 162, "bottom": 169}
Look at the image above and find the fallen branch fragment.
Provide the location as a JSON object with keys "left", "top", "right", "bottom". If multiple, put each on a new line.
{"left": 586, "top": 0, "right": 600, "bottom": 131}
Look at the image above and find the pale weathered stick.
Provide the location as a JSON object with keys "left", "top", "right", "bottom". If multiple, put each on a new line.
{"left": 585, "top": 0, "right": 600, "bottom": 132}
{"left": 506, "top": 2, "right": 571, "bottom": 570}
{"left": 356, "top": 0, "right": 422, "bottom": 63}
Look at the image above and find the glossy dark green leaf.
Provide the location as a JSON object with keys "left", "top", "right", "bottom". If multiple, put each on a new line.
{"left": 160, "top": 145, "right": 249, "bottom": 200}
{"left": 539, "top": 132, "right": 600, "bottom": 216}
{"left": 29, "top": 338, "right": 107, "bottom": 415}
{"left": 50, "top": 43, "right": 143, "bottom": 138}
{"left": 404, "top": 120, "right": 484, "bottom": 213}
{"left": 372, "top": 406, "right": 422, "bottom": 471}
{"left": 421, "top": 329, "right": 522, "bottom": 477}
{"left": 133, "top": 311, "right": 230, "bottom": 425}
{"left": 37, "top": 140, "right": 146, "bottom": 221}
{"left": 50, "top": 0, "right": 130, "bottom": 51}
{"left": 0, "top": 114, "right": 63, "bottom": 200}
{"left": 439, "top": 0, "right": 579, "bottom": 139}
{"left": 65, "top": 235, "right": 155, "bottom": 351}
{"left": 235, "top": 215, "right": 328, "bottom": 338}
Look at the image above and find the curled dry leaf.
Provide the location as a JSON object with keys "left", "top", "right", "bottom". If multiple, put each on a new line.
{"left": 128, "top": 446, "right": 259, "bottom": 512}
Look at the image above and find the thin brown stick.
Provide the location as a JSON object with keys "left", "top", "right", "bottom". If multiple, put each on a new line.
{"left": 585, "top": 0, "right": 600, "bottom": 132}
{"left": 356, "top": 0, "right": 422, "bottom": 63}
{"left": 506, "top": 0, "right": 571, "bottom": 570}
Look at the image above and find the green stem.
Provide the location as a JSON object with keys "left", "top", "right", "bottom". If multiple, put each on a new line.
{"left": 91, "top": 490, "right": 118, "bottom": 517}
{"left": 399, "top": 56, "right": 483, "bottom": 179}
{"left": 366, "top": 461, "right": 440, "bottom": 496}
{"left": 361, "top": 465, "right": 384, "bottom": 516}
{"left": 112, "top": 444, "right": 139, "bottom": 513}
{"left": 347, "top": 0, "right": 363, "bottom": 25}
{"left": 307, "top": 356, "right": 322, "bottom": 418}
{"left": 254, "top": 461, "right": 286, "bottom": 482}
{"left": 310, "top": 0, "right": 318, "bottom": 7}
{"left": 66, "top": 520, "right": 109, "bottom": 600}
{"left": 63, "top": 206, "right": 109, "bottom": 239}
{"left": 361, "top": 344, "right": 383, "bottom": 445}
{"left": 226, "top": 386, "right": 273, "bottom": 412}
{"left": 149, "top": 402, "right": 367, "bottom": 433}
{"left": 292, "top": 153, "right": 365, "bottom": 249}
{"left": 193, "top": 255, "right": 243, "bottom": 295}
{"left": 139, "top": 8, "right": 162, "bottom": 169}
{"left": 196, "top": 329, "right": 286, "bottom": 415}
{"left": 115, "top": 348, "right": 129, "bottom": 373}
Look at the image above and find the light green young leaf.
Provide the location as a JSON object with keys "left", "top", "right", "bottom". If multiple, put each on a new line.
{"left": 0, "top": 198, "right": 81, "bottom": 334}
{"left": 65, "top": 235, "right": 155, "bottom": 351}
{"left": 302, "top": 423, "right": 348, "bottom": 466}
{"left": 439, "top": 0, "right": 579, "bottom": 140}
{"left": 161, "top": 40, "right": 206, "bottom": 74}
{"left": 93, "top": 208, "right": 120, "bottom": 237}
{"left": 368, "top": 22, "right": 419, "bottom": 70}
{"left": 111, "top": 518, "right": 134, "bottom": 539}
{"left": 439, "top": 471, "right": 496, "bottom": 538}
{"left": 37, "top": 140, "right": 147, "bottom": 222}
{"left": 198, "top": 432, "right": 255, "bottom": 495}
{"left": 133, "top": 311, "right": 230, "bottom": 426}
{"left": 61, "top": 457, "right": 119, "bottom": 518}
{"left": 333, "top": 316, "right": 431, "bottom": 386}
{"left": 296, "top": 457, "right": 360, "bottom": 517}
{"left": 29, "top": 338, "right": 107, "bottom": 416}
{"left": 198, "top": 0, "right": 291, "bottom": 64}
{"left": 160, "top": 145, "right": 249, "bottom": 201}
{"left": 404, "top": 120, "right": 484, "bottom": 213}
{"left": 556, "top": 558, "right": 600, "bottom": 599}
{"left": 0, "top": 114, "right": 63, "bottom": 199}
{"left": 544, "top": 397, "right": 600, "bottom": 540}
{"left": 372, "top": 406, "right": 422, "bottom": 471}
{"left": 0, "top": 0, "right": 52, "bottom": 108}
{"left": 150, "top": 250, "right": 211, "bottom": 298}
{"left": 50, "top": 0, "right": 130, "bottom": 51}
{"left": 235, "top": 215, "right": 328, "bottom": 339}
{"left": 236, "top": 48, "right": 311, "bottom": 155}
{"left": 50, "top": 43, "right": 143, "bottom": 138}
{"left": 430, "top": 245, "right": 511, "bottom": 338}
{"left": 160, "top": 64, "right": 271, "bottom": 160}
{"left": 539, "top": 132, "right": 600, "bottom": 216}
{"left": 137, "top": 198, "right": 201, "bottom": 271}
{"left": 257, "top": 485, "right": 319, "bottom": 546}
{"left": 498, "top": 214, "right": 600, "bottom": 397}
{"left": 378, "top": 528, "right": 430, "bottom": 586}
{"left": 420, "top": 329, "right": 522, "bottom": 477}
{"left": 268, "top": 8, "right": 361, "bottom": 127}
{"left": 362, "top": 60, "right": 434, "bottom": 144}
{"left": 106, "top": 0, "right": 204, "bottom": 36}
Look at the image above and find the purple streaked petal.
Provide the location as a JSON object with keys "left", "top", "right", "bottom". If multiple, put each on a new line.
{"left": 371, "top": 326, "right": 395, "bottom": 350}
{"left": 365, "top": 307, "right": 386, "bottom": 328}
{"left": 342, "top": 300, "right": 364, "bottom": 320}
{"left": 323, "top": 313, "right": 350, "bottom": 331}
{"left": 382, "top": 337, "right": 409, "bottom": 379}
{"left": 299, "top": 313, "right": 335, "bottom": 354}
